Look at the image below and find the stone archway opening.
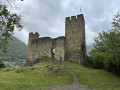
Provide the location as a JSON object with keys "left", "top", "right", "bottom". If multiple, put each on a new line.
{"left": 51, "top": 48, "right": 55, "bottom": 58}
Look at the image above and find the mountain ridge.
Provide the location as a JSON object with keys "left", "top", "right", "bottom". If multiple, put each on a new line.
{"left": 0, "top": 36, "right": 27, "bottom": 64}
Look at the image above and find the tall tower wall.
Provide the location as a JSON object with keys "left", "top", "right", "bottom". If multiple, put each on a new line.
{"left": 65, "top": 14, "right": 85, "bottom": 64}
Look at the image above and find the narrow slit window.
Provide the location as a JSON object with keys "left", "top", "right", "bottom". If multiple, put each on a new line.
{"left": 73, "top": 39, "right": 74, "bottom": 43}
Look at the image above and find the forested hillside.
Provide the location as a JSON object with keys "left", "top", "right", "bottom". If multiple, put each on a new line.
{"left": 0, "top": 37, "right": 27, "bottom": 64}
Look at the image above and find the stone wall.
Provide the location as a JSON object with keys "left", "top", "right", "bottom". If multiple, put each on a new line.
{"left": 30, "top": 37, "right": 52, "bottom": 61}
{"left": 26, "top": 32, "right": 39, "bottom": 63}
{"left": 52, "top": 36, "right": 65, "bottom": 61}
{"left": 65, "top": 14, "right": 85, "bottom": 64}
{"left": 26, "top": 33, "right": 65, "bottom": 62}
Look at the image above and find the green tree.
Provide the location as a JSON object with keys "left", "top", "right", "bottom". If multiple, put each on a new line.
{"left": 88, "top": 12, "right": 120, "bottom": 72}
{"left": 0, "top": 3, "right": 23, "bottom": 53}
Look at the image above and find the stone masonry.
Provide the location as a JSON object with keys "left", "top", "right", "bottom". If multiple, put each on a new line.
{"left": 26, "top": 14, "right": 86, "bottom": 64}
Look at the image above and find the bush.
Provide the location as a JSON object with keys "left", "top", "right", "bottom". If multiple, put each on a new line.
{"left": 0, "top": 60, "right": 5, "bottom": 68}
{"left": 84, "top": 55, "right": 93, "bottom": 67}
{"left": 84, "top": 55, "right": 104, "bottom": 69}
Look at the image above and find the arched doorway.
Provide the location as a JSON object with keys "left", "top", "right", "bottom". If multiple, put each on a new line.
{"left": 51, "top": 48, "right": 55, "bottom": 58}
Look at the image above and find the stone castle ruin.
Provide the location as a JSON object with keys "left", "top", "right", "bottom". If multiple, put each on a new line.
{"left": 26, "top": 14, "right": 86, "bottom": 64}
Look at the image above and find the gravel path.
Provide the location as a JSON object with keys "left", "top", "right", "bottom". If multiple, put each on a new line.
{"left": 32, "top": 61, "right": 87, "bottom": 90}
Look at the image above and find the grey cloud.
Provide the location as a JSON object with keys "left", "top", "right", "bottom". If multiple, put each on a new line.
{"left": 14, "top": 0, "right": 120, "bottom": 45}
{"left": 20, "top": 0, "right": 65, "bottom": 38}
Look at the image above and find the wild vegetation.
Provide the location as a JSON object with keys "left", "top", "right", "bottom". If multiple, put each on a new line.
{"left": 0, "top": 61, "right": 73, "bottom": 90}
{"left": 85, "top": 13, "right": 120, "bottom": 74}
{"left": 0, "top": 60, "right": 4, "bottom": 68}
{"left": 65, "top": 61, "right": 120, "bottom": 90}
{"left": 0, "top": 61, "right": 120, "bottom": 90}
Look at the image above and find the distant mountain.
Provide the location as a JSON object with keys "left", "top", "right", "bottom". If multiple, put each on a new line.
{"left": 0, "top": 37, "right": 27, "bottom": 64}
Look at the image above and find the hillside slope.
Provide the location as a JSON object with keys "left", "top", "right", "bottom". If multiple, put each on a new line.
{"left": 65, "top": 61, "right": 120, "bottom": 89}
{"left": 0, "top": 61, "right": 120, "bottom": 90}
{"left": 0, "top": 37, "right": 27, "bottom": 64}
{"left": 0, "top": 61, "right": 73, "bottom": 90}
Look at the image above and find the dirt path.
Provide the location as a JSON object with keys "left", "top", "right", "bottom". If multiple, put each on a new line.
{"left": 32, "top": 61, "right": 87, "bottom": 90}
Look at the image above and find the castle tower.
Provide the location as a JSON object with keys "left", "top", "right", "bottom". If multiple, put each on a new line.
{"left": 65, "top": 14, "right": 86, "bottom": 64}
{"left": 26, "top": 32, "right": 39, "bottom": 63}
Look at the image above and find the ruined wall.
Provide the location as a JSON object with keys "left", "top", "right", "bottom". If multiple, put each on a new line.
{"left": 30, "top": 37, "right": 52, "bottom": 61}
{"left": 52, "top": 36, "right": 65, "bottom": 61}
{"left": 26, "top": 33, "right": 65, "bottom": 62}
{"left": 65, "top": 14, "right": 85, "bottom": 64}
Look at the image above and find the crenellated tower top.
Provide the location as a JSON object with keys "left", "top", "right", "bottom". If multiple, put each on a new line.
{"left": 65, "top": 14, "right": 84, "bottom": 22}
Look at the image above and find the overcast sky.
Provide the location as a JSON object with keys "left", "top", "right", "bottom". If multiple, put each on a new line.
{"left": 12, "top": 0, "right": 120, "bottom": 45}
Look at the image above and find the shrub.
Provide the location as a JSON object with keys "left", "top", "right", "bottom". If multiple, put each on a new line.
{"left": 0, "top": 60, "right": 5, "bottom": 68}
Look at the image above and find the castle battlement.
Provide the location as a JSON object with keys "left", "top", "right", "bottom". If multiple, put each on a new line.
{"left": 56, "top": 36, "right": 65, "bottom": 40}
{"left": 65, "top": 14, "right": 84, "bottom": 22}
{"left": 40, "top": 37, "right": 51, "bottom": 39}
{"left": 29, "top": 32, "right": 39, "bottom": 40}
{"left": 29, "top": 32, "right": 39, "bottom": 35}
{"left": 32, "top": 37, "right": 51, "bottom": 43}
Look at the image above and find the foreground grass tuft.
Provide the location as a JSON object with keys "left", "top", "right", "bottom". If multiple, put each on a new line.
{"left": 65, "top": 61, "right": 120, "bottom": 90}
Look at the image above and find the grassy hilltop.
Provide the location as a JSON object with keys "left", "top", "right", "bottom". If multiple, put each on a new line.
{"left": 0, "top": 61, "right": 73, "bottom": 90}
{"left": 0, "top": 61, "right": 120, "bottom": 90}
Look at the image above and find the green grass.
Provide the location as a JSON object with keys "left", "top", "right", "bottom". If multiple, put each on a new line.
{"left": 0, "top": 61, "right": 73, "bottom": 90}
{"left": 65, "top": 61, "right": 120, "bottom": 90}
{"left": 1, "top": 60, "right": 120, "bottom": 90}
